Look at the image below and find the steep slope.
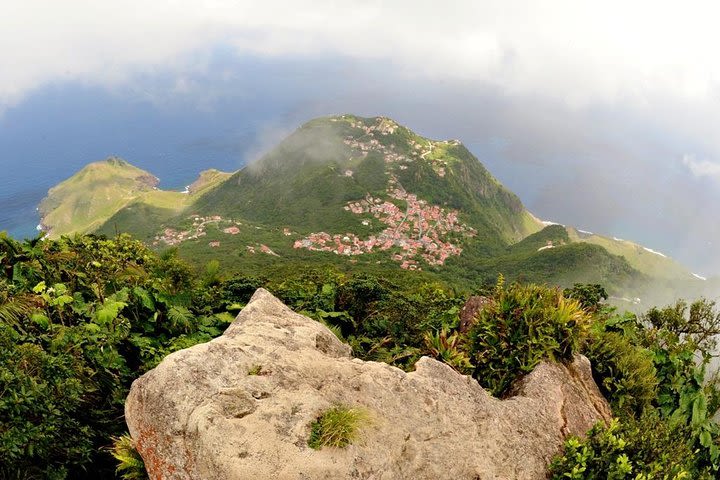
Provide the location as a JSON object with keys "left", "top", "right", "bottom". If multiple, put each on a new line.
{"left": 39, "top": 158, "right": 230, "bottom": 238}
{"left": 193, "top": 115, "right": 542, "bottom": 247}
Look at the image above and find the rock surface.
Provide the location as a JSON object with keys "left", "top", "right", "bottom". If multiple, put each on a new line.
{"left": 125, "top": 288, "right": 611, "bottom": 480}
{"left": 458, "top": 295, "right": 492, "bottom": 333}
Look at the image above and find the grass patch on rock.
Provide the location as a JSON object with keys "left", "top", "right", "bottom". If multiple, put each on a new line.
{"left": 308, "top": 405, "right": 370, "bottom": 450}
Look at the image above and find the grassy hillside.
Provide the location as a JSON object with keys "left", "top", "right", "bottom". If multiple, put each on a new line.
{"left": 40, "top": 159, "right": 229, "bottom": 238}
{"left": 566, "top": 227, "right": 694, "bottom": 281}
{"left": 39, "top": 158, "right": 162, "bottom": 236}
{"left": 435, "top": 225, "right": 645, "bottom": 293}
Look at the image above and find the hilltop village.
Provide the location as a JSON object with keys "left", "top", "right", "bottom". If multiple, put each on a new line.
{"left": 294, "top": 117, "right": 476, "bottom": 270}
{"left": 148, "top": 117, "right": 477, "bottom": 270}
{"left": 338, "top": 116, "right": 458, "bottom": 178}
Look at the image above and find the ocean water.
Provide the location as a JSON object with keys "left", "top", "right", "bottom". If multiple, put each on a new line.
{"left": 0, "top": 85, "right": 303, "bottom": 239}
{"left": 0, "top": 52, "right": 395, "bottom": 239}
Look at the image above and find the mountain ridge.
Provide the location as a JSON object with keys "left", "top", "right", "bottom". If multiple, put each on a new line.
{"left": 35, "top": 114, "right": 705, "bottom": 300}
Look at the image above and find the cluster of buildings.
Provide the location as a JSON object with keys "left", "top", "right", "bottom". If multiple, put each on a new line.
{"left": 339, "top": 116, "right": 457, "bottom": 179}
{"left": 293, "top": 117, "right": 476, "bottom": 270}
{"left": 295, "top": 176, "right": 475, "bottom": 269}
{"left": 340, "top": 116, "right": 399, "bottom": 136}
{"left": 152, "top": 215, "right": 241, "bottom": 246}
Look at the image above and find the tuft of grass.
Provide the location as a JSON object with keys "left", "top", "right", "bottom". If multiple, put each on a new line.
{"left": 308, "top": 405, "right": 370, "bottom": 450}
{"left": 111, "top": 434, "right": 147, "bottom": 480}
{"left": 247, "top": 364, "right": 263, "bottom": 375}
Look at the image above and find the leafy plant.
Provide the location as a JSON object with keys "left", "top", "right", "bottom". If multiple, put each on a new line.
{"left": 642, "top": 300, "right": 720, "bottom": 471}
{"left": 549, "top": 416, "right": 703, "bottom": 479}
{"left": 424, "top": 328, "right": 472, "bottom": 374}
{"left": 110, "top": 435, "right": 147, "bottom": 480}
{"left": 308, "top": 405, "right": 371, "bottom": 450}
{"left": 585, "top": 329, "right": 657, "bottom": 416}
{"left": 466, "top": 278, "right": 590, "bottom": 396}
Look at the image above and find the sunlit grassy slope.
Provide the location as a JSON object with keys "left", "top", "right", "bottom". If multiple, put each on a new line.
{"left": 566, "top": 227, "right": 694, "bottom": 281}
{"left": 39, "top": 158, "right": 229, "bottom": 238}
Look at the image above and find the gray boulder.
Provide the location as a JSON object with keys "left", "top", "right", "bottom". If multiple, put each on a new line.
{"left": 125, "top": 288, "right": 611, "bottom": 479}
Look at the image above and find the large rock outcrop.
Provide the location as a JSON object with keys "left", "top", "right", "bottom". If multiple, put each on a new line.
{"left": 125, "top": 288, "right": 611, "bottom": 480}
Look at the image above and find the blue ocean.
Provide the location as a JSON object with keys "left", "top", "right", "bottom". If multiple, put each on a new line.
{"left": 0, "top": 61, "right": 323, "bottom": 238}
{"left": 0, "top": 92, "right": 260, "bottom": 238}
{"left": 0, "top": 55, "right": 534, "bottom": 241}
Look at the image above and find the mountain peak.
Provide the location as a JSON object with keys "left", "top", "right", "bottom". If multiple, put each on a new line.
{"left": 36, "top": 114, "right": 701, "bottom": 299}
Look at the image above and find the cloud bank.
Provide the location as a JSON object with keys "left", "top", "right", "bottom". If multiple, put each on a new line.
{"left": 4, "top": 1, "right": 720, "bottom": 108}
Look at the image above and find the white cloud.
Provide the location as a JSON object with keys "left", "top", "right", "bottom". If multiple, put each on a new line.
{"left": 5, "top": 0, "right": 720, "bottom": 275}
{"left": 3, "top": 0, "right": 720, "bottom": 111}
{"left": 682, "top": 154, "right": 720, "bottom": 181}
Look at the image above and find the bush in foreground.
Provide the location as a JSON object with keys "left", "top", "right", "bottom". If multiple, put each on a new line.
{"left": 549, "top": 415, "right": 703, "bottom": 479}
{"left": 466, "top": 278, "right": 590, "bottom": 396}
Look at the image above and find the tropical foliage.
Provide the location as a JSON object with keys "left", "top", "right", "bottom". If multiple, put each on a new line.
{"left": 1, "top": 230, "right": 719, "bottom": 478}
{"left": 551, "top": 297, "right": 720, "bottom": 478}
{"left": 466, "top": 277, "right": 590, "bottom": 395}
{"left": 0, "top": 233, "right": 233, "bottom": 478}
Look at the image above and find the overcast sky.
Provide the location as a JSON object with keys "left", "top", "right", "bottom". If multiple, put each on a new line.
{"left": 2, "top": 1, "right": 720, "bottom": 275}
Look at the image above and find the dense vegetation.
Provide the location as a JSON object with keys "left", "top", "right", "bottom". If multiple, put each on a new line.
{"left": 0, "top": 233, "right": 235, "bottom": 478}
{"left": 1, "top": 231, "right": 719, "bottom": 478}
{"left": 550, "top": 289, "right": 720, "bottom": 478}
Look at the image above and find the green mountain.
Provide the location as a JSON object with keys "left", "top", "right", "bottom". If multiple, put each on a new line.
{"left": 37, "top": 115, "right": 704, "bottom": 299}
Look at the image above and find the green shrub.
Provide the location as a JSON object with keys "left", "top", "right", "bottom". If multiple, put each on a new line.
{"left": 549, "top": 415, "right": 705, "bottom": 479}
{"left": 466, "top": 279, "right": 589, "bottom": 396}
{"left": 563, "top": 283, "right": 608, "bottom": 312}
{"left": 0, "top": 324, "right": 94, "bottom": 479}
{"left": 308, "top": 405, "right": 370, "bottom": 450}
{"left": 111, "top": 434, "right": 147, "bottom": 480}
{"left": 640, "top": 300, "right": 720, "bottom": 471}
{"left": 424, "top": 328, "right": 472, "bottom": 374}
{"left": 585, "top": 330, "right": 657, "bottom": 416}
{"left": 0, "top": 234, "right": 233, "bottom": 476}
